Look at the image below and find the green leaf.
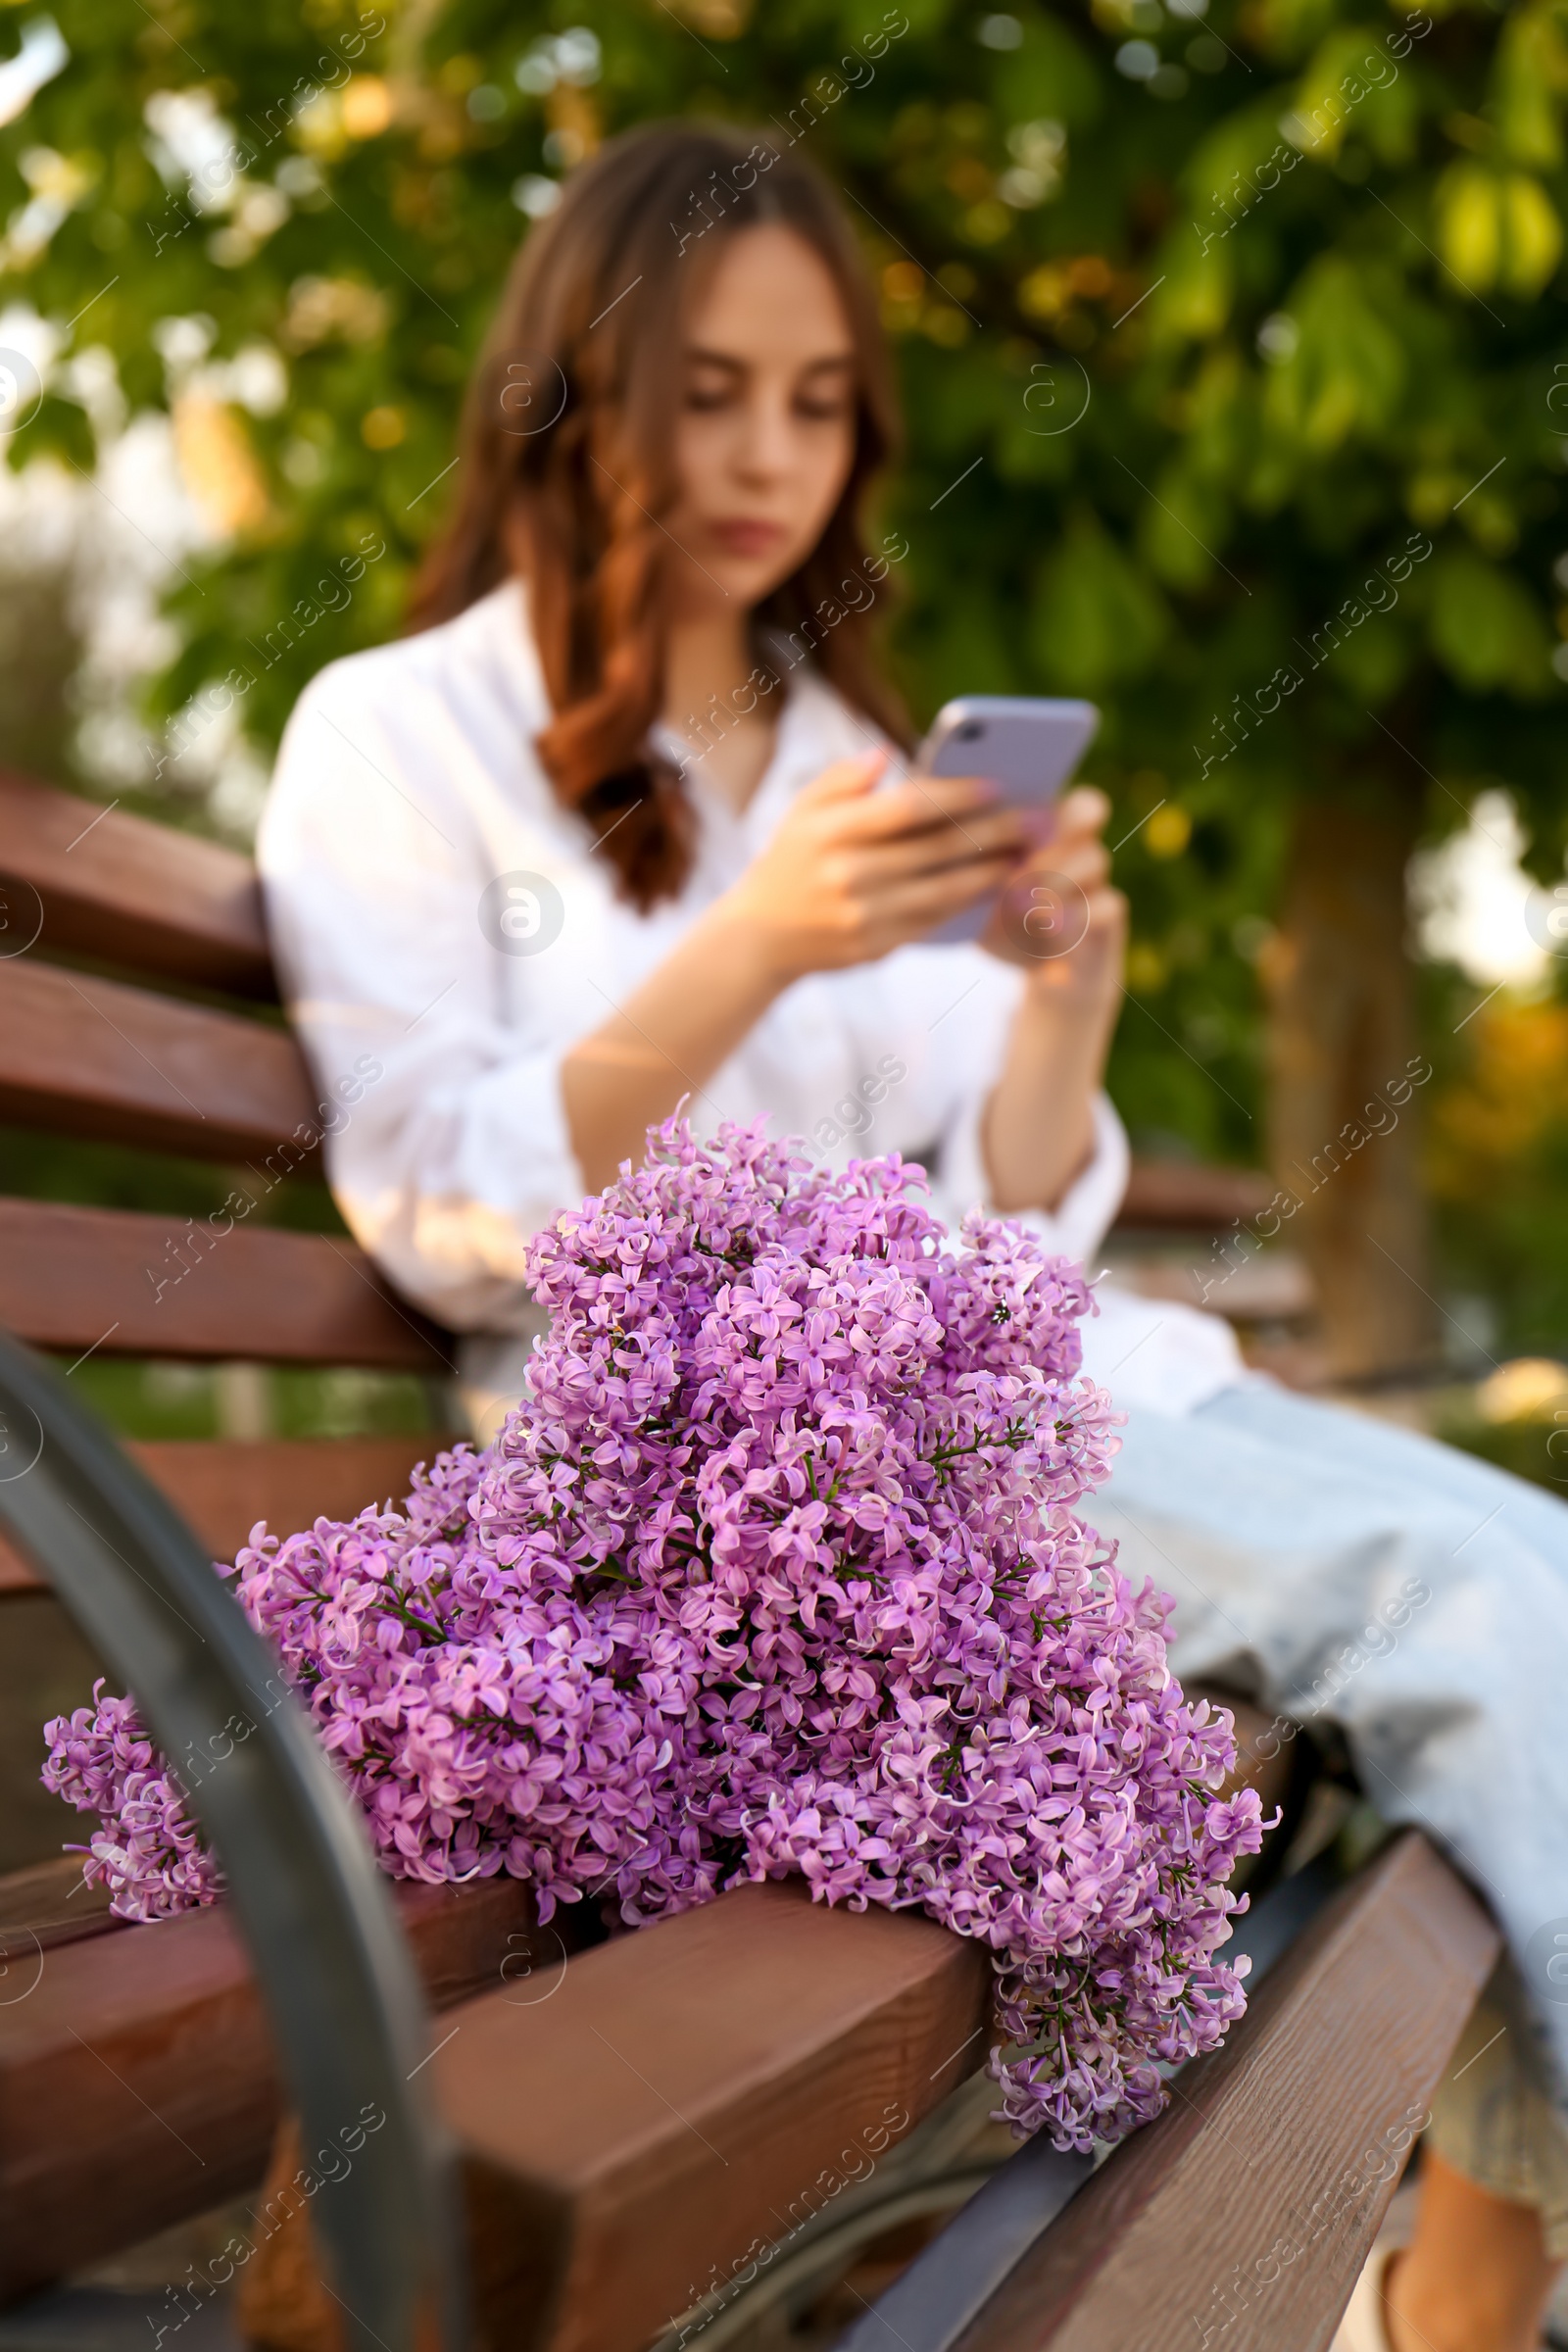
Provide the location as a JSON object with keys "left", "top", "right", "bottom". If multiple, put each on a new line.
{"left": 1492, "top": 0, "right": 1568, "bottom": 170}
{"left": 1261, "top": 258, "right": 1407, "bottom": 451}
{"left": 992, "top": 16, "right": 1102, "bottom": 131}
{"left": 1428, "top": 550, "right": 1555, "bottom": 697}
{"left": 1283, "top": 25, "right": 1421, "bottom": 167}
{"left": 1030, "top": 509, "right": 1170, "bottom": 691}
{"left": 8, "top": 393, "right": 95, "bottom": 474}
{"left": 1150, "top": 219, "right": 1235, "bottom": 345}
{"left": 1137, "top": 463, "right": 1234, "bottom": 590}
{"left": 1182, "top": 96, "right": 1312, "bottom": 221}
{"left": 1243, "top": 0, "right": 1343, "bottom": 66}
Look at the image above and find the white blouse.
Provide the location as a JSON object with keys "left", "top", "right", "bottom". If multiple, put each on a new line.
{"left": 258, "top": 581, "right": 1244, "bottom": 1434}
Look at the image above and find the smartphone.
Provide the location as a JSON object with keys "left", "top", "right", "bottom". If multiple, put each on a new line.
{"left": 911, "top": 695, "right": 1100, "bottom": 946}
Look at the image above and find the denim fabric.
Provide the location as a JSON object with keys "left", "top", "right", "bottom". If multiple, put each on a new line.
{"left": 1094, "top": 1378, "right": 1568, "bottom": 2142}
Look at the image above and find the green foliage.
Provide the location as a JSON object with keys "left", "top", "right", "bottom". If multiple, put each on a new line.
{"left": 1033, "top": 509, "right": 1172, "bottom": 687}
{"left": 1422, "top": 977, "right": 1568, "bottom": 1357}
{"left": 1429, "top": 544, "right": 1555, "bottom": 690}
{"left": 4, "top": 0, "right": 1568, "bottom": 1211}
{"left": 62, "top": 1358, "right": 434, "bottom": 1441}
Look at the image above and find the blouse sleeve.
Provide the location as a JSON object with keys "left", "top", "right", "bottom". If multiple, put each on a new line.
{"left": 256, "top": 660, "right": 587, "bottom": 1333}
{"left": 942, "top": 1086, "right": 1131, "bottom": 1266}
{"left": 876, "top": 943, "right": 1131, "bottom": 1265}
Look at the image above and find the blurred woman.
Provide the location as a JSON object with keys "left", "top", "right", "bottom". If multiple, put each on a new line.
{"left": 259, "top": 122, "right": 1567, "bottom": 2352}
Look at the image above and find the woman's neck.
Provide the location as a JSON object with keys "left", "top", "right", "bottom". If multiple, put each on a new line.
{"left": 662, "top": 608, "right": 780, "bottom": 818}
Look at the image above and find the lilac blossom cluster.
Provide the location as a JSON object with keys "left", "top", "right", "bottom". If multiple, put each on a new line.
{"left": 43, "top": 1121, "right": 1259, "bottom": 2149}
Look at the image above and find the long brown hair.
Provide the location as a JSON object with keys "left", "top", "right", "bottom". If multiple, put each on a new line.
{"left": 408, "top": 120, "right": 909, "bottom": 910}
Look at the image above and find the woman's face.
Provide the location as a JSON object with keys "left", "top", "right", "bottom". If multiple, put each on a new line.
{"left": 664, "top": 222, "right": 858, "bottom": 617}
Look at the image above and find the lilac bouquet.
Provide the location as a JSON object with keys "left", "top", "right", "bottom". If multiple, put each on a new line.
{"left": 44, "top": 1122, "right": 1259, "bottom": 2149}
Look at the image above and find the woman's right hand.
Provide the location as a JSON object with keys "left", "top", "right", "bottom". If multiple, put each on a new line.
{"left": 716, "top": 750, "right": 1029, "bottom": 983}
{"left": 564, "top": 750, "right": 1025, "bottom": 1192}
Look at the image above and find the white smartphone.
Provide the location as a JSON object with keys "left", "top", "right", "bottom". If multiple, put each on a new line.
{"left": 910, "top": 695, "right": 1100, "bottom": 946}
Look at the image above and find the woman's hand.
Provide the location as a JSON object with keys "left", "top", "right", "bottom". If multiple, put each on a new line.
{"left": 982, "top": 786, "right": 1127, "bottom": 1012}
{"left": 980, "top": 788, "right": 1129, "bottom": 1216}
{"left": 563, "top": 747, "right": 1022, "bottom": 1192}
{"left": 716, "top": 750, "right": 1030, "bottom": 983}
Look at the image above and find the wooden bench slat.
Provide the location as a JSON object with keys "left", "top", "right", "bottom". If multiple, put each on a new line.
{"left": 130, "top": 1432, "right": 450, "bottom": 1551}
{"left": 436, "top": 1880, "right": 988, "bottom": 2352}
{"left": 1109, "top": 1247, "right": 1314, "bottom": 1323}
{"left": 0, "top": 1856, "right": 120, "bottom": 1952}
{"left": 0, "top": 1200, "right": 450, "bottom": 1371}
{"left": 0, "top": 957, "right": 316, "bottom": 1162}
{"left": 0, "top": 767, "right": 274, "bottom": 999}
{"left": 0, "top": 1875, "right": 536, "bottom": 2300}
{"left": 940, "top": 1834, "right": 1497, "bottom": 2352}
{"left": 1117, "top": 1159, "right": 1274, "bottom": 1232}
{"left": 0, "top": 1434, "right": 451, "bottom": 1597}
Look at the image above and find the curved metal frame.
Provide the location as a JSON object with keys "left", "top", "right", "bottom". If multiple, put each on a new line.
{"left": 0, "top": 1330, "right": 467, "bottom": 2352}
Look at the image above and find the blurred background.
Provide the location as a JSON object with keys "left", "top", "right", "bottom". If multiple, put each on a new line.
{"left": 3, "top": 0, "right": 1568, "bottom": 1490}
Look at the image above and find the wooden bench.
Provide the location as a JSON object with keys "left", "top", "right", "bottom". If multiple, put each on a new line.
{"left": 0, "top": 764, "right": 454, "bottom": 1602}
{"left": 0, "top": 766, "right": 1498, "bottom": 2352}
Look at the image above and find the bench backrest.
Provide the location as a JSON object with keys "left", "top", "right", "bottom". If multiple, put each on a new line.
{"left": 0, "top": 766, "right": 451, "bottom": 1595}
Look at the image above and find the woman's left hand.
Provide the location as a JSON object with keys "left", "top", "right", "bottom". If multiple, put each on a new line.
{"left": 978, "top": 786, "right": 1128, "bottom": 1213}
{"left": 980, "top": 785, "right": 1127, "bottom": 1012}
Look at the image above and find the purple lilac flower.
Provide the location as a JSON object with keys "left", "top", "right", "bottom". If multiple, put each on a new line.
{"left": 42, "top": 1121, "right": 1259, "bottom": 2150}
